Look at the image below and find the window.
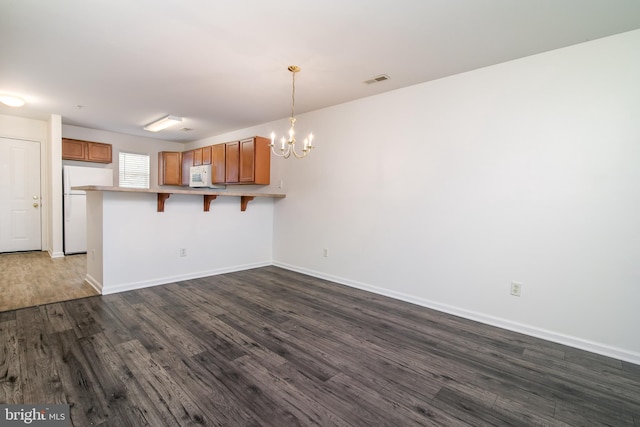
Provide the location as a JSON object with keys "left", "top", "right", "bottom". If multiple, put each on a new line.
{"left": 119, "top": 151, "right": 150, "bottom": 189}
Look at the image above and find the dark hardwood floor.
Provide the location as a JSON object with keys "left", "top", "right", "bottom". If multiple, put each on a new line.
{"left": 0, "top": 266, "right": 638, "bottom": 426}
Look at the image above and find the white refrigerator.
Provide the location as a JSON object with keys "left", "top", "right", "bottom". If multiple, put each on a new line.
{"left": 63, "top": 165, "right": 113, "bottom": 254}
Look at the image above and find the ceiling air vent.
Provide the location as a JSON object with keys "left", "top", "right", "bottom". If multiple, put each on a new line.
{"left": 364, "top": 74, "right": 390, "bottom": 84}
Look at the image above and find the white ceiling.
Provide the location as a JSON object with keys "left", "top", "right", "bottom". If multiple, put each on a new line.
{"left": 1, "top": 0, "right": 640, "bottom": 142}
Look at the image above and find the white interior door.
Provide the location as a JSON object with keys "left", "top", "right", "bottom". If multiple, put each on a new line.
{"left": 0, "top": 137, "right": 42, "bottom": 252}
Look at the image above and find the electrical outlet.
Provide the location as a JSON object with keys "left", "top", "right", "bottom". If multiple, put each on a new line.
{"left": 510, "top": 281, "right": 522, "bottom": 297}
{"left": 179, "top": 248, "right": 187, "bottom": 257}
{"left": 323, "top": 248, "right": 329, "bottom": 257}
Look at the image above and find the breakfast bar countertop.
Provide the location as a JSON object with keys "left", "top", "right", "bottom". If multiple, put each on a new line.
{"left": 75, "top": 186, "right": 286, "bottom": 212}
{"left": 73, "top": 185, "right": 286, "bottom": 198}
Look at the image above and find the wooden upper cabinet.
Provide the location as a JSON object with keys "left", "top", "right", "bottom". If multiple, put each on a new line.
{"left": 158, "top": 151, "right": 181, "bottom": 186}
{"left": 202, "top": 146, "right": 212, "bottom": 165}
{"left": 225, "top": 141, "right": 240, "bottom": 183}
{"left": 181, "top": 150, "right": 194, "bottom": 186}
{"left": 157, "top": 137, "right": 270, "bottom": 187}
{"left": 224, "top": 137, "right": 270, "bottom": 185}
{"left": 87, "top": 142, "right": 112, "bottom": 163}
{"left": 61, "top": 138, "right": 86, "bottom": 161}
{"left": 62, "top": 138, "right": 112, "bottom": 163}
{"left": 211, "top": 144, "right": 225, "bottom": 184}
{"left": 193, "top": 148, "right": 202, "bottom": 166}
{"left": 239, "top": 138, "right": 255, "bottom": 182}
{"left": 239, "top": 136, "right": 270, "bottom": 184}
{"left": 192, "top": 146, "right": 212, "bottom": 166}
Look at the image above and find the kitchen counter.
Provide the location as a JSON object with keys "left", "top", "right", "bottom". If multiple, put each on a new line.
{"left": 75, "top": 185, "right": 286, "bottom": 212}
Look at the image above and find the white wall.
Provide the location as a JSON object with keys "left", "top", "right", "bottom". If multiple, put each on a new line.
{"left": 0, "top": 114, "right": 47, "bottom": 141}
{"left": 220, "top": 31, "right": 640, "bottom": 362}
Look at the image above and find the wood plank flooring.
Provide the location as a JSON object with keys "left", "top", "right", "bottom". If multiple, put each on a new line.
{"left": 0, "top": 251, "right": 98, "bottom": 312}
{"left": 0, "top": 266, "right": 638, "bottom": 426}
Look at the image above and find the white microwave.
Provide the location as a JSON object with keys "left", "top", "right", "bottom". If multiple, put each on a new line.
{"left": 189, "top": 165, "right": 225, "bottom": 189}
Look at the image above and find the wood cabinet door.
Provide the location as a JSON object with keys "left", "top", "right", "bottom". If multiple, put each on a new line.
{"left": 202, "top": 146, "right": 212, "bottom": 165}
{"left": 86, "top": 142, "right": 112, "bottom": 163}
{"left": 252, "top": 136, "right": 271, "bottom": 184}
{"left": 225, "top": 142, "right": 239, "bottom": 183}
{"left": 158, "top": 152, "right": 182, "bottom": 185}
{"left": 62, "top": 138, "right": 86, "bottom": 161}
{"left": 211, "top": 144, "right": 225, "bottom": 183}
{"left": 193, "top": 148, "right": 202, "bottom": 166}
{"left": 181, "top": 150, "right": 194, "bottom": 186}
{"left": 239, "top": 138, "right": 255, "bottom": 182}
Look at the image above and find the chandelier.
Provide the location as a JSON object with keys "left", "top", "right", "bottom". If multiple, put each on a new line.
{"left": 270, "top": 65, "right": 314, "bottom": 159}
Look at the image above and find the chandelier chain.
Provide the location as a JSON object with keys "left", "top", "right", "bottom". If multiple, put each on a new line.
{"left": 291, "top": 69, "right": 296, "bottom": 120}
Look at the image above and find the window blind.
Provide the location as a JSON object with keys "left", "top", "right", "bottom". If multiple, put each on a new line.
{"left": 119, "top": 152, "right": 150, "bottom": 189}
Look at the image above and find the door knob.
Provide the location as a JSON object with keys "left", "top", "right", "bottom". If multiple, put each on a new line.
{"left": 33, "top": 203, "right": 39, "bottom": 208}
{"left": 33, "top": 195, "right": 39, "bottom": 200}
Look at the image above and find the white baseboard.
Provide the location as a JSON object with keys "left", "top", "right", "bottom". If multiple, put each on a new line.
{"left": 100, "top": 261, "right": 272, "bottom": 295}
{"left": 84, "top": 273, "right": 103, "bottom": 294}
{"left": 48, "top": 250, "right": 65, "bottom": 259}
{"left": 273, "top": 261, "right": 640, "bottom": 366}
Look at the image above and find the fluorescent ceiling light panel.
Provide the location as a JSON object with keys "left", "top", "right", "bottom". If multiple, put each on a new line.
{"left": 144, "top": 115, "right": 182, "bottom": 132}
{"left": 0, "top": 95, "right": 26, "bottom": 107}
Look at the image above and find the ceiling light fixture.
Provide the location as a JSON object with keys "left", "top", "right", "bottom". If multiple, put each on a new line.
{"left": 270, "top": 65, "right": 314, "bottom": 159}
{"left": 144, "top": 115, "right": 182, "bottom": 132}
{"left": 0, "top": 95, "right": 26, "bottom": 107}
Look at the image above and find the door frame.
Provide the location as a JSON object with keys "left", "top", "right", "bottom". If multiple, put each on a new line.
{"left": 0, "top": 113, "right": 64, "bottom": 258}
{"left": 0, "top": 136, "right": 46, "bottom": 252}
